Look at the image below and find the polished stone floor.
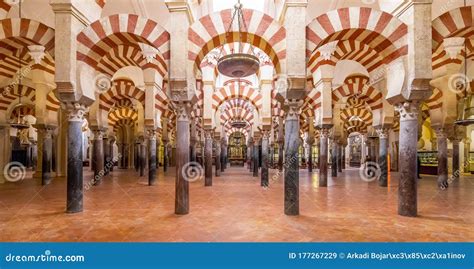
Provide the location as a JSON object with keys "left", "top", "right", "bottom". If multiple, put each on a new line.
{"left": 0, "top": 166, "right": 473, "bottom": 242}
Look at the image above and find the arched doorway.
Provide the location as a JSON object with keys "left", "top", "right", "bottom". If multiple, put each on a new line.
{"left": 228, "top": 132, "right": 246, "bottom": 166}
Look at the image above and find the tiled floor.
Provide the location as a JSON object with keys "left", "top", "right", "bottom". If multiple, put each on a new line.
{"left": 0, "top": 166, "right": 473, "bottom": 242}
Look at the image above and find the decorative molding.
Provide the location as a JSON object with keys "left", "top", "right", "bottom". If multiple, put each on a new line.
{"left": 443, "top": 37, "right": 465, "bottom": 60}
{"left": 27, "top": 45, "right": 46, "bottom": 65}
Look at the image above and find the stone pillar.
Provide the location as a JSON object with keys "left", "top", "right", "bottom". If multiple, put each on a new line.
{"left": 396, "top": 101, "right": 420, "bottom": 217}
{"left": 451, "top": 139, "right": 460, "bottom": 181}
{"left": 109, "top": 138, "right": 115, "bottom": 172}
{"left": 215, "top": 138, "right": 221, "bottom": 177}
{"left": 175, "top": 103, "right": 190, "bottom": 215}
{"left": 376, "top": 127, "right": 390, "bottom": 187}
{"left": 34, "top": 125, "right": 55, "bottom": 185}
{"left": 269, "top": 143, "right": 274, "bottom": 168}
{"left": 464, "top": 138, "right": 471, "bottom": 173}
{"left": 248, "top": 138, "right": 254, "bottom": 172}
{"left": 331, "top": 140, "right": 338, "bottom": 177}
{"left": 306, "top": 137, "right": 314, "bottom": 173}
{"left": 341, "top": 144, "right": 346, "bottom": 169}
{"left": 64, "top": 103, "right": 86, "bottom": 213}
{"left": 148, "top": 130, "right": 157, "bottom": 186}
{"left": 103, "top": 136, "right": 110, "bottom": 175}
{"left": 435, "top": 128, "right": 448, "bottom": 190}
{"left": 139, "top": 138, "right": 146, "bottom": 177}
{"left": 261, "top": 131, "right": 270, "bottom": 187}
{"left": 319, "top": 128, "right": 330, "bottom": 187}
{"left": 31, "top": 141, "right": 38, "bottom": 171}
{"left": 278, "top": 141, "right": 284, "bottom": 171}
{"left": 204, "top": 130, "right": 213, "bottom": 186}
{"left": 284, "top": 100, "right": 301, "bottom": 215}
{"left": 92, "top": 128, "right": 105, "bottom": 186}
{"left": 163, "top": 141, "right": 169, "bottom": 172}
{"left": 134, "top": 142, "right": 139, "bottom": 172}
{"left": 220, "top": 138, "right": 226, "bottom": 172}
{"left": 118, "top": 143, "right": 124, "bottom": 168}
{"left": 253, "top": 137, "right": 260, "bottom": 177}
{"left": 337, "top": 143, "right": 343, "bottom": 173}
{"left": 190, "top": 138, "right": 197, "bottom": 162}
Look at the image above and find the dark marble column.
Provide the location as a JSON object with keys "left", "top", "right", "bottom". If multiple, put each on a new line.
{"left": 220, "top": 138, "right": 226, "bottom": 172}
{"left": 341, "top": 144, "right": 346, "bottom": 169}
{"left": 337, "top": 143, "right": 343, "bottom": 173}
{"left": 65, "top": 103, "right": 86, "bottom": 214}
{"left": 376, "top": 127, "right": 390, "bottom": 187}
{"left": 92, "top": 129, "right": 104, "bottom": 186}
{"left": 306, "top": 137, "right": 314, "bottom": 173}
{"left": 261, "top": 131, "right": 269, "bottom": 187}
{"left": 253, "top": 137, "right": 260, "bottom": 177}
{"left": 319, "top": 127, "right": 330, "bottom": 187}
{"left": 278, "top": 141, "right": 284, "bottom": 171}
{"left": 175, "top": 103, "right": 190, "bottom": 215}
{"left": 109, "top": 138, "right": 115, "bottom": 172}
{"left": 435, "top": 128, "right": 448, "bottom": 190}
{"left": 163, "top": 141, "right": 169, "bottom": 172}
{"left": 331, "top": 140, "right": 338, "bottom": 177}
{"left": 134, "top": 142, "right": 139, "bottom": 172}
{"left": 190, "top": 139, "right": 197, "bottom": 162}
{"left": 139, "top": 139, "right": 146, "bottom": 177}
{"left": 396, "top": 101, "right": 420, "bottom": 217}
{"left": 118, "top": 143, "right": 124, "bottom": 168}
{"left": 215, "top": 138, "right": 221, "bottom": 177}
{"left": 41, "top": 127, "right": 54, "bottom": 185}
{"left": 284, "top": 100, "right": 301, "bottom": 215}
{"left": 269, "top": 143, "right": 274, "bottom": 168}
{"left": 148, "top": 130, "right": 157, "bottom": 186}
{"left": 103, "top": 136, "right": 110, "bottom": 175}
{"left": 31, "top": 141, "right": 38, "bottom": 171}
{"left": 204, "top": 130, "right": 213, "bottom": 186}
{"left": 248, "top": 138, "right": 254, "bottom": 172}
{"left": 452, "top": 139, "right": 460, "bottom": 181}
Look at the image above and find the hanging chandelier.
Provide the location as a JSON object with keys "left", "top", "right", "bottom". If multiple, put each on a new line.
{"left": 216, "top": 0, "right": 260, "bottom": 78}
{"left": 454, "top": 1, "right": 473, "bottom": 126}
{"left": 10, "top": 0, "right": 29, "bottom": 130}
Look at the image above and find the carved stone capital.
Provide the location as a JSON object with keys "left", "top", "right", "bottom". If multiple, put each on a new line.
{"left": 62, "top": 102, "right": 87, "bottom": 122}
{"left": 284, "top": 99, "right": 303, "bottom": 121}
{"left": 319, "top": 127, "right": 332, "bottom": 139}
{"left": 395, "top": 101, "right": 420, "bottom": 122}
{"left": 435, "top": 127, "right": 447, "bottom": 140}
{"left": 375, "top": 127, "right": 391, "bottom": 139}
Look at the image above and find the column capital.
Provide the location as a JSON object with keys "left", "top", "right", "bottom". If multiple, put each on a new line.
{"left": 284, "top": 99, "right": 303, "bottom": 121}
{"left": 395, "top": 101, "right": 420, "bottom": 122}
{"left": 375, "top": 126, "right": 391, "bottom": 139}
{"left": 434, "top": 127, "right": 448, "bottom": 139}
{"left": 174, "top": 101, "right": 191, "bottom": 122}
{"left": 62, "top": 102, "right": 87, "bottom": 122}
{"left": 319, "top": 126, "right": 333, "bottom": 139}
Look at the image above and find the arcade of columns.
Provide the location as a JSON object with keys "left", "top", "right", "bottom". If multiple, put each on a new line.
{"left": 0, "top": 0, "right": 472, "bottom": 218}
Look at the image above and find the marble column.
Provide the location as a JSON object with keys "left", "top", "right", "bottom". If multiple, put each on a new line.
{"left": 65, "top": 103, "right": 86, "bottom": 213}
{"left": 269, "top": 143, "right": 274, "bottom": 168}
{"left": 451, "top": 139, "right": 460, "bottom": 181}
{"left": 306, "top": 137, "right": 314, "bottom": 173}
{"left": 134, "top": 142, "right": 139, "bottom": 172}
{"left": 103, "top": 136, "right": 110, "bottom": 175}
{"left": 215, "top": 139, "right": 221, "bottom": 177}
{"left": 278, "top": 142, "right": 284, "bottom": 171}
{"left": 396, "top": 101, "right": 420, "bottom": 217}
{"left": 331, "top": 141, "right": 338, "bottom": 177}
{"left": 163, "top": 141, "right": 169, "bottom": 173}
{"left": 464, "top": 138, "right": 471, "bottom": 173}
{"left": 284, "top": 100, "right": 301, "bottom": 215}
{"left": 248, "top": 138, "right": 254, "bottom": 172}
{"left": 31, "top": 141, "right": 38, "bottom": 171}
{"left": 175, "top": 103, "right": 190, "bottom": 215}
{"left": 109, "top": 138, "right": 115, "bottom": 172}
{"left": 341, "top": 144, "right": 346, "bottom": 169}
{"left": 92, "top": 129, "right": 104, "bottom": 186}
{"left": 435, "top": 128, "right": 448, "bottom": 190}
{"left": 190, "top": 138, "right": 197, "bottom": 162}
{"left": 261, "top": 131, "right": 270, "bottom": 187}
{"left": 220, "top": 138, "right": 226, "bottom": 172}
{"left": 40, "top": 127, "right": 54, "bottom": 185}
{"left": 204, "top": 130, "right": 213, "bottom": 186}
{"left": 253, "top": 137, "right": 260, "bottom": 177}
{"left": 376, "top": 127, "right": 390, "bottom": 187}
{"left": 118, "top": 143, "right": 124, "bottom": 168}
{"left": 148, "top": 130, "right": 157, "bottom": 186}
{"left": 337, "top": 143, "right": 342, "bottom": 173}
{"left": 319, "top": 128, "right": 330, "bottom": 187}
{"left": 139, "top": 139, "right": 146, "bottom": 177}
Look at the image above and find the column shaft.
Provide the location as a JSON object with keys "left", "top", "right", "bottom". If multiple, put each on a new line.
{"left": 148, "top": 132, "right": 157, "bottom": 186}
{"left": 92, "top": 131, "right": 104, "bottom": 185}
{"left": 436, "top": 129, "right": 448, "bottom": 189}
{"left": 452, "top": 140, "right": 460, "bottom": 180}
{"left": 331, "top": 141, "right": 338, "bottom": 177}
{"left": 42, "top": 129, "right": 53, "bottom": 185}
{"left": 319, "top": 129, "right": 330, "bottom": 187}
{"left": 204, "top": 131, "right": 213, "bottom": 186}
{"left": 261, "top": 133, "right": 269, "bottom": 187}
{"left": 284, "top": 101, "right": 300, "bottom": 215}
{"left": 175, "top": 106, "right": 190, "bottom": 215}
{"left": 215, "top": 140, "right": 221, "bottom": 177}
{"left": 253, "top": 140, "right": 259, "bottom": 177}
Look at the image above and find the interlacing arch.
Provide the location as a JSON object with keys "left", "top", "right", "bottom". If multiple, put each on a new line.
{"left": 9, "top": 104, "right": 34, "bottom": 120}
{"left": 188, "top": 8, "right": 286, "bottom": 73}
{"left": 0, "top": 18, "right": 56, "bottom": 79}
{"left": 426, "top": 88, "right": 443, "bottom": 110}
{"left": 0, "top": 84, "right": 35, "bottom": 111}
{"left": 340, "top": 107, "right": 372, "bottom": 125}
{"left": 332, "top": 75, "right": 383, "bottom": 111}
{"left": 108, "top": 107, "right": 138, "bottom": 129}
{"left": 306, "top": 7, "right": 408, "bottom": 70}
{"left": 212, "top": 82, "right": 262, "bottom": 112}
{"left": 99, "top": 79, "right": 145, "bottom": 112}
{"left": 76, "top": 14, "right": 170, "bottom": 73}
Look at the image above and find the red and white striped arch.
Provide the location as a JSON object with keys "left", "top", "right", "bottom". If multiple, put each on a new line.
{"left": 0, "top": 18, "right": 55, "bottom": 53}
{"left": 340, "top": 107, "right": 373, "bottom": 126}
{"left": 332, "top": 75, "right": 383, "bottom": 111}
{"left": 97, "top": 45, "right": 167, "bottom": 77}
{"left": 46, "top": 90, "right": 61, "bottom": 112}
{"left": 108, "top": 107, "right": 138, "bottom": 128}
{"left": 9, "top": 105, "right": 34, "bottom": 120}
{"left": 426, "top": 88, "right": 443, "bottom": 110}
{"left": 432, "top": 6, "right": 473, "bottom": 51}
{"left": 0, "top": 84, "right": 35, "bottom": 111}
{"left": 77, "top": 14, "right": 170, "bottom": 73}
{"left": 0, "top": 1, "right": 12, "bottom": 19}
{"left": 306, "top": 7, "right": 408, "bottom": 71}
{"left": 212, "top": 82, "right": 262, "bottom": 112}
{"left": 188, "top": 9, "right": 286, "bottom": 73}
{"left": 99, "top": 79, "right": 145, "bottom": 112}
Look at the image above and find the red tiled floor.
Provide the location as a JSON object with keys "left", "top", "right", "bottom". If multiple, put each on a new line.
{"left": 0, "top": 166, "right": 473, "bottom": 242}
